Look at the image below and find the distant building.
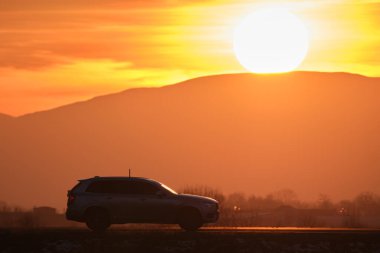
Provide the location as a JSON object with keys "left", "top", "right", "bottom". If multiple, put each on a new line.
{"left": 0, "top": 206, "right": 82, "bottom": 228}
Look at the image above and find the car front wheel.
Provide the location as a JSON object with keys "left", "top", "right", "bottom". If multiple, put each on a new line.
{"left": 178, "top": 208, "right": 203, "bottom": 231}
{"left": 85, "top": 208, "right": 110, "bottom": 232}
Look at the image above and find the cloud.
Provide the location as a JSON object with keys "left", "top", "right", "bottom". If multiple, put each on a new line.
{"left": 0, "top": 3, "right": 235, "bottom": 71}
{"left": 0, "top": 0, "right": 151, "bottom": 10}
{"left": 1, "top": 0, "right": 379, "bottom": 73}
{"left": 0, "top": 0, "right": 216, "bottom": 11}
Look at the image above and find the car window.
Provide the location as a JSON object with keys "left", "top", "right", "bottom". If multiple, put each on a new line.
{"left": 70, "top": 181, "right": 83, "bottom": 193}
{"left": 129, "top": 181, "right": 159, "bottom": 195}
{"left": 86, "top": 180, "right": 116, "bottom": 193}
{"left": 160, "top": 183, "right": 177, "bottom": 194}
{"left": 86, "top": 180, "right": 159, "bottom": 195}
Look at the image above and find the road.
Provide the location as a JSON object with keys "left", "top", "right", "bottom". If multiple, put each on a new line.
{"left": 203, "top": 226, "right": 380, "bottom": 232}
{"left": 1, "top": 227, "right": 380, "bottom": 253}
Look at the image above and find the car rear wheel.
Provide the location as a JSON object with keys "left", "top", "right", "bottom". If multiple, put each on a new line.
{"left": 85, "top": 208, "right": 110, "bottom": 232}
{"left": 178, "top": 208, "right": 203, "bottom": 231}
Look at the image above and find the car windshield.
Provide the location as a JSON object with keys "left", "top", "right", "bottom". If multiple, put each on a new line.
{"left": 161, "top": 183, "right": 177, "bottom": 194}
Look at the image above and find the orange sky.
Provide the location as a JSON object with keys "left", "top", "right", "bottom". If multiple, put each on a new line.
{"left": 1, "top": 0, "right": 379, "bottom": 116}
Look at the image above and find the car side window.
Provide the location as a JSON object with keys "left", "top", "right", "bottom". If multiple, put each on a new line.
{"left": 129, "top": 181, "right": 159, "bottom": 195}
{"left": 86, "top": 180, "right": 160, "bottom": 195}
{"left": 86, "top": 180, "right": 115, "bottom": 194}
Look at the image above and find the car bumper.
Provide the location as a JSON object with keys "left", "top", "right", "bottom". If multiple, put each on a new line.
{"left": 65, "top": 208, "right": 83, "bottom": 222}
{"left": 203, "top": 210, "right": 219, "bottom": 223}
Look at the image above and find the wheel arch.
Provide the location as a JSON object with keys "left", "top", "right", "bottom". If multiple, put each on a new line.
{"left": 84, "top": 206, "right": 109, "bottom": 217}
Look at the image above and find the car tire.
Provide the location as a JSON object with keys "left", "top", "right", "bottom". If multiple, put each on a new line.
{"left": 178, "top": 208, "right": 203, "bottom": 231}
{"left": 85, "top": 208, "right": 110, "bottom": 232}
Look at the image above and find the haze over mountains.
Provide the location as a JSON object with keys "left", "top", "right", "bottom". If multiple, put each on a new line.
{"left": 1, "top": 72, "right": 379, "bottom": 209}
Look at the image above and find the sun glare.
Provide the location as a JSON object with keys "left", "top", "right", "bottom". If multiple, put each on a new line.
{"left": 233, "top": 8, "right": 309, "bottom": 74}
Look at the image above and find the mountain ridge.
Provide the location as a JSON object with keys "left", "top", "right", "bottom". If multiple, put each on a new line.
{"left": 0, "top": 113, "right": 13, "bottom": 126}
{"left": 0, "top": 113, "right": 13, "bottom": 119}
{"left": 9, "top": 71, "right": 378, "bottom": 119}
{"left": 1, "top": 71, "right": 379, "bottom": 209}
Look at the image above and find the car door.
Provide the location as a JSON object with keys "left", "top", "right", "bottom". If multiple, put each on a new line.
{"left": 85, "top": 180, "right": 127, "bottom": 222}
{"left": 111, "top": 180, "right": 142, "bottom": 222}
{"left": 130, "top": 181, "right": 179, "bottom": 222}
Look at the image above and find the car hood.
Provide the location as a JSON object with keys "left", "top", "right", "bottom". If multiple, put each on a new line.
{"left": 177, "top": 194, "right": 218, "bottom": 204}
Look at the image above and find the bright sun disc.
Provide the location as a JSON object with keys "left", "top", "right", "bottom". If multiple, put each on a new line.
{"left": 233, "top": 8, "right": 309, "bottom": 73}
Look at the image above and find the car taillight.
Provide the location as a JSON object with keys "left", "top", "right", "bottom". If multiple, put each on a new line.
{"left": 67, "top": 191, "right": 75, "bottom": 205}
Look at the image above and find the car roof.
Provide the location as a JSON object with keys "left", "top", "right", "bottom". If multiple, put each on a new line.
{"left": 79, "top": 176, "right": 160, "bottom": 184}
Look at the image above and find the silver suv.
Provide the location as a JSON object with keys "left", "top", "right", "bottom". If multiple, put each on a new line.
{"left": 66, "top": 177, "right": 219, "bottom": 231}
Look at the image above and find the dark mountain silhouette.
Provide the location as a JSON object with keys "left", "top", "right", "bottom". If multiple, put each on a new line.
{"left": 1, "top": 72, "right": 379, "bottom": 208}
{"left": 0, "top": 113, "right": 13, "bottom": 123}
{"left": 0, "top": 114, "right": 13, "bottom": 133}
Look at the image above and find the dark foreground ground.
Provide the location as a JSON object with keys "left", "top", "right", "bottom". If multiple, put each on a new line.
{"left": 1, "top": 227, "right": 380, "bottom": 253}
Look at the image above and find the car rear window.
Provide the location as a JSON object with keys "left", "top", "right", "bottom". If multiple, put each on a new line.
{"left": 86, "top": 180, "right": 159, "bottom": 195}
{"left": 70, "top": 181, "right": 83, "bottom": 193}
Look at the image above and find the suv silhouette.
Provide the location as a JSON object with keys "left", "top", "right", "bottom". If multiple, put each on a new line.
{"left": 66, "top": 177, "right": 219, "bottom": 231}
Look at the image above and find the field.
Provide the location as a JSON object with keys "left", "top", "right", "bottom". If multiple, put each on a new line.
{"left": 1, "top": 227, "right": 380, "bottom": 253}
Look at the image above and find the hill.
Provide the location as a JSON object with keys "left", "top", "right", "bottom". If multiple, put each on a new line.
{"left": 0, "top": 72, "right": 379, "bottom": 208}
{"left": 0, "top": 113, "right": 13, "bottom": 123}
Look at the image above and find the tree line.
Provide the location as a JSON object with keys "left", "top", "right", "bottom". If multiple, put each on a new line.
{"left": 178, "top": 186, "right": 380, "bottom": 227}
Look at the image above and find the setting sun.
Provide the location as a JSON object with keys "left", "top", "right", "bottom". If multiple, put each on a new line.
{"left": 233, "top": 8, "right": 310, "bottom": 73}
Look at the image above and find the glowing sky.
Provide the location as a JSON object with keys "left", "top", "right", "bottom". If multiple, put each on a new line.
{"left": 1, "top": 0, "right": 379, "bottom": 115}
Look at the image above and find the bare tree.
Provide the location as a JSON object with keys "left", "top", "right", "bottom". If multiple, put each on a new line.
{"left": 355, "top": 192, "right": 380, "bottom": 216}
{"left": 317, "top": 194, "right": 334, "bottom": 209}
